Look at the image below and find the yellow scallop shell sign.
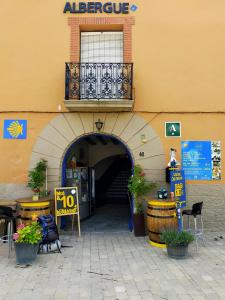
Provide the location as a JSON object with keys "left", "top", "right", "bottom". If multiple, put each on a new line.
{"left": 4, "top": 120, "right": 27, "bottom": 139}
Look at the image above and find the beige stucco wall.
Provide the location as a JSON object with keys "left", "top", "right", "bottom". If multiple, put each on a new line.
{"left": 1, "top": 1, "right": 225, "bottom": 112}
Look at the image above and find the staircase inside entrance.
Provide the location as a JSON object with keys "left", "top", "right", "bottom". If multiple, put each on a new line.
{"left": 96, "top": 156, "right": 132, "bottom": 206}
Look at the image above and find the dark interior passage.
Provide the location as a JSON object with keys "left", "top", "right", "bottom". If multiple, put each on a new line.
{"left": 95, "top": 155, "right": 132, "bottom": 206}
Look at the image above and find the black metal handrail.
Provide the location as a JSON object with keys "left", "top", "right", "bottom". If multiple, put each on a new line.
{"left": 65, "top": 62, "right": 133, "bottom": 100}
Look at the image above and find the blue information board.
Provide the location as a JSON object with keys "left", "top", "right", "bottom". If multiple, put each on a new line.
{"left": 181, "top": 141, "right": 212, "bottom": 180}
{"left": 3, "top": 120, "right": 27, "bottom": 139}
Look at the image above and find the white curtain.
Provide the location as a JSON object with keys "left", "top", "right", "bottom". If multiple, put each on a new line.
{"left": 80, "top": 31, "right": 123, "bottom": 63}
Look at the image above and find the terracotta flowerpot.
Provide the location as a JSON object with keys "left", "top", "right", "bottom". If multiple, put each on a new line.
{"left": 133, "top": 213, "right": 146, "bottom": 237}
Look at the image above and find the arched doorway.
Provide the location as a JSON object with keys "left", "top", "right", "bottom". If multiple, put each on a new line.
{"left": 61, "top": 133, "right": 134, "bottom": 232}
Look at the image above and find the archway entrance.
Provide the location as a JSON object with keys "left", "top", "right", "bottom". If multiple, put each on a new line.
{"left": 29, "top": 112, "right": 166, "bottom": 232}
{"left": 61, "top": 133, "right": 133, "bottom": 232}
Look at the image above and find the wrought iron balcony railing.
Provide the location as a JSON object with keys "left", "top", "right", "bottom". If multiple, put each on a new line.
{"left": 65, "top": 63, "right": 133, "bottom": 100}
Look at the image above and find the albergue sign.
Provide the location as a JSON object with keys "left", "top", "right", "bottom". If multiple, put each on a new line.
{"left": 63, "top": 2, "right": 130, "bottom": 14}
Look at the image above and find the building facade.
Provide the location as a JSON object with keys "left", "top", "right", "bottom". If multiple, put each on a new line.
{"left": 1, "top": 1, "right": 225, "bottom": 228}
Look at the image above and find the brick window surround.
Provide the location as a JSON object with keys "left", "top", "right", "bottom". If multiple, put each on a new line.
{"left": 68, "top": 17, "right": 135, "bottom": 63}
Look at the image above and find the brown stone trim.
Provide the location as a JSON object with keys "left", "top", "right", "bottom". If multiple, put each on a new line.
{"left": 68, "top": 17, "right": 135, "bottom": 63}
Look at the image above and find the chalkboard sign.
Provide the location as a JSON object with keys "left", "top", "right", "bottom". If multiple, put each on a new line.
{"left": 54, "top": 187, "right": 80, "bottom": 236}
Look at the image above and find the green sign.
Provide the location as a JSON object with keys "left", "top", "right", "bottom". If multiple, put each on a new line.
{"left": 165, "top": 122, "right": 181, "bottom": 137}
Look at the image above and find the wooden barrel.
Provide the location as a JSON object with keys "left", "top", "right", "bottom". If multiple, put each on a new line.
{"left": 19, "top": 201, "right": 50, "bottom": 225}
{"left": 147, "top": 200, "right": 178, "bottom": 248}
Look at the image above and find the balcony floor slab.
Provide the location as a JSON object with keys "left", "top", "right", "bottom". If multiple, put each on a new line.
{"left": 64, "top": 99, "right": 134, "bottom": 112}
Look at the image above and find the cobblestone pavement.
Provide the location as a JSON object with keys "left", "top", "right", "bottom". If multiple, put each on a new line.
{"left": 0, "top": 228, "right": 225, "bottom": 300}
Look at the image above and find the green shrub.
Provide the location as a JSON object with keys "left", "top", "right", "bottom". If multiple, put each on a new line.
{"left": 161, "top": 229, "right": 194, "bottom": 246}
{"left": 128, "top": 165, "right": 156, "bottom": 213}
{"left": 27, "top": 159, "right": 47, "bottom": 194}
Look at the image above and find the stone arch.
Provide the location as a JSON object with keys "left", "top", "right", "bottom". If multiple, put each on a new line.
{"left": 29, "top": 112, "right": 166, "bottom": 192}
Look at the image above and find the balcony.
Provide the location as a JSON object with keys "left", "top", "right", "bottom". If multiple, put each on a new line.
{"left": 64, "top": 63, "right": 134, "bottom": 112}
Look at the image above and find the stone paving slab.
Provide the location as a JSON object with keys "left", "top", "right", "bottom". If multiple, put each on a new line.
{"left": 0, "top": 229, "right": 225, "bottom": 300}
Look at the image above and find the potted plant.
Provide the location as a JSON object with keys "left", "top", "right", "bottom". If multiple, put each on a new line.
{"left": 128, "top": 165, "right": 156, "bottom": 237}
{"left": 161, "top": 229, "right": 194, "bottom": 259}
{"left": 28, "top": 159, "right": 48, "bottom": 200}
{"left": 13, "top": 222, "right": 42, "bottom": 265}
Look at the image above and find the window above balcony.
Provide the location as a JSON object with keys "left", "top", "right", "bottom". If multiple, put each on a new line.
{"left": 64, "top": 32, "right": 134, "bottom": 112}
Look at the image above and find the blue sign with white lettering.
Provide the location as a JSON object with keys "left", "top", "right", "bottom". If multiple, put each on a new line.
{"left": 181, "top": 141, "right": 212, "bottom": 180}
{"left": 170, "top": 169, "right": 186, "bottom": 231}
{"left": 170, "top": 170, "right": 186, "bottom": 207}
{"left": 3, "top": 120, "right": 27, "bottom": 139}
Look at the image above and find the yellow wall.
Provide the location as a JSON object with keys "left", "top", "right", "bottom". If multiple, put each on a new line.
{"left": 1, "top": 1, "right": 225, "bottom": 112}
{"left": 0, "top": 113, "right": 56, "bottom": 183}
{"left": 134, "top": 1, "right": 225, "bottom": 112}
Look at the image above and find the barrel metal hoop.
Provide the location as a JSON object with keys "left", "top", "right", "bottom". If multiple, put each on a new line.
{"left": 20, "top": 207, "right": 48, "bottom": 212}
{"left": 147, "top": 214, "right": 175, "bottom": 219}
{"left": 148, "top": 206, "right": 176, "bottom": 211}
{"left": 148, "top": 230, "right": 160, "bottom": 235}
{"left": 21, "top": 217, "right": 33, "bottom": 221}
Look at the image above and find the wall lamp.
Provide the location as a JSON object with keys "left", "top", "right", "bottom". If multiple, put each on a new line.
{"left": 95, "top": 119, "right": 104, "bottom": 131}
{"left": 141, "top": 134, "right": 147, "bottom": 143}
